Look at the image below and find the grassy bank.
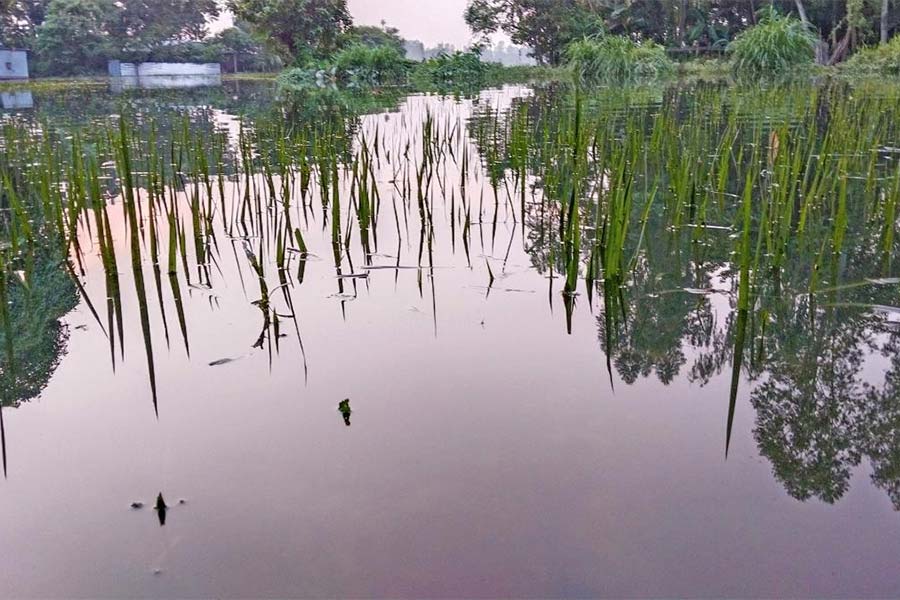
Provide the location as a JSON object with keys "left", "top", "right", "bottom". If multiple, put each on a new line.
{"left": 0, "top": 72, "right": 279, "bottom": 93}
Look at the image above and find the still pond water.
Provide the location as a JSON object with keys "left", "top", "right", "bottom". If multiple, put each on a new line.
{"left": 1, "top": 78, "right": 900, "bottom": 597}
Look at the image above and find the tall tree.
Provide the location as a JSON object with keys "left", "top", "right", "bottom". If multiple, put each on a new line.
{"left": 348, "top": 24, "right": 404, "bottom": 53}
{"left": 227, "top": 0, "right": 352, "bottom": 63}
{"left": 0, "top": 0, "right": 48, "bottom": 48}
{"left": 32, "top": 0, "right": 111, "bottom": 74}
{"left": 109, "top": 0, "right": 219, "bottom": 57}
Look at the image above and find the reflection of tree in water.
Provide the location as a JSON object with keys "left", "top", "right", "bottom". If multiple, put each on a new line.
{"left": 0, "top": 246, "right": 78, "bottom": 409}
{"left": 481, "top": 82, "right": 900, "bottom": 510}
{"left": 596, "top": 227, "right": 725, "bottom": 385}
{"left": 590, "top": 231, "right": 900, "bottom": 509}
{"left": 863, "top": 340, "right": 900, "bottom": 508}
{"left": 750, "top": 298, "right": 870, "bottom": 505}
{"left": 741, "top": 212, "right": 900, "bottom": 507}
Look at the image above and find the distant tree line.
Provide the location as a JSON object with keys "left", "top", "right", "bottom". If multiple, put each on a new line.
{"left": 465, "top": 0, "right": 899, "bottom": 65}
{"left": 8, "top": 0, "right": 896, "bottom": 77}
{"left": 0, "top": 0, "right": 413, "bottom": 76}
{"left": 0, "top": 0, "right": 280, "bottom": 75}
{"left": 226, "top": 0, "right": 411, "bottom": 66}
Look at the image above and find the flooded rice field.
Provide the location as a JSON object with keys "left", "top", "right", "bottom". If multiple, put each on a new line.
{"left": 2, "top": 79, "right": 900, "bottom": 597}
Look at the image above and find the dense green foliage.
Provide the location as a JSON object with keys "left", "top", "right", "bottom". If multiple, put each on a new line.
{"left": 0, "top": 0, "right": 280, "bottom": 76}
{"left": 209, "top": 27, "right": 283, "bottom": 73}
{"left": 465, "top": 0, "right": 605, "bottom": 64}
{"left": 565, "top": 36, "right": 674, "bottom": 83}
{"left": 331, "top": 43, "right": 410, "bottom": 86}
{"left": 2, "top": 0, "right": 218, "bottom": 52}
{"left": 277, "top": 48, "right": 546, "bottom": 92}
{"left": 464, "top": 0, "right": 898, "bottom": 66}
{"left": 843, "top": 35, "right": 900, "bottom": 74}
{"left": 2, "top": 0, "right": 898, "bottom": 79}
{"left": 346, "top": 24, "right": 404, "bottom": 54}
{"left": 32, "top": 0, "right": 110, "bottom": 74}
{"left": 227, "top": 0, "right": 352, "bottom": 64}
{"left": 411, "top": 51, "right": 489, "bottom": 87}
{"left": 728, "top": 8, "right": 817, "bottom": 76}
{"left": 0, "top": 0, "right": 275, "bottom": 75}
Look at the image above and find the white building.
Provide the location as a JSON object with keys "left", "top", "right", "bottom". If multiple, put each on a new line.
{"left": 0, "top": 49, "right": 29, "bottom": 80}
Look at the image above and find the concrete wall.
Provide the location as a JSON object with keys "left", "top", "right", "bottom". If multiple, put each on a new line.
{"left": 136, "top": 62, "right": 221, "bottom": 77}
{"left": 0, "top": 50, "right": 29, "bottom": 80}
{"left": 109, "top": 61, "right": 221, "bottom": 77}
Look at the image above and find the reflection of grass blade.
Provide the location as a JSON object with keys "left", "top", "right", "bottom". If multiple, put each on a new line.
{"left": 64, "top": 259, "right": 108, "bottom": 338}
{"left": 0, "top": 402, "right": 6, "bottom": 478}
{"left": 0, "top": 254, "right": 10, "bottom": 477}
{"left": 168, "top": 272, "right": 190, "bottom": 358}
{"left": 117, "top": 118, "right": 159, "bottom": 415}
{"left": 726, "top": 308, "right": 749, "bottom": 458}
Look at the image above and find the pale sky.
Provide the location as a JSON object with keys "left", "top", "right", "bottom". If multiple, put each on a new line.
{"left": 213, "top": 0, "right": 477, "bottom": 49}
{"left": 348, "top": 0, "right": 474, "bottom": 48}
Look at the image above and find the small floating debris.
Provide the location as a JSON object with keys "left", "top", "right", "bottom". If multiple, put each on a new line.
{"left": 208, "top": 356, "right": 243, "bottom": 367}
{"left": 336, "top": 273, "right": 369, "bottom": 279}
{"left": 338, "top": 399, "right": 352, "bottom": 427}
{"left": 130, "top": 501, "right": 144, "bottom": 510}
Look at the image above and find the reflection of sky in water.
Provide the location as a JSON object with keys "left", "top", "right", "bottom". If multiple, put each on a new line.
{"left": 1, "top": 82, "right": 900, "bottom": 597}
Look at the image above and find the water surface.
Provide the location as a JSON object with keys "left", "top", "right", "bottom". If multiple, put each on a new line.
{"left": 1, "top": 79, "right": 900, "bottom": 597}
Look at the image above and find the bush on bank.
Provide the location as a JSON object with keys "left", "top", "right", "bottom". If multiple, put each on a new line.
{"left": 841, "top": 36, "right": 900, "bottom": 76}
{"left": 728, "top": 8, "right": 816, "bottom": 77}
{"left": 564, "top": 36, "right": 674, "bottom": 83}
